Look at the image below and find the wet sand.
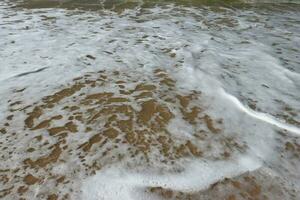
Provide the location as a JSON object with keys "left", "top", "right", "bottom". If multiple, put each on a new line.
{"left": 0, "top": 0, "right": 300, "bottom": 199}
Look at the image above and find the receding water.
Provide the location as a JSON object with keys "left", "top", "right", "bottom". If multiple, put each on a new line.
{"left": 0, "top": 0, "right": 299, "bottom": 199}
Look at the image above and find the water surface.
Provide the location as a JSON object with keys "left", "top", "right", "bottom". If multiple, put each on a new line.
{"left": 0, "top": 0, "right": 299, "bottom": 199}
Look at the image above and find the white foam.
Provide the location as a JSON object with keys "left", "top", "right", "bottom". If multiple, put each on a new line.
{"left": 166, "top": 117, "right": 194, "bottom": 139}
{"left": 81, "top": 155, "right": 261, "bottom": 200}
{"left": 220, "top": 89, "right": 300, "bottom": 135}
{"left": 1, "top": 1, "right": 300, "bottom": 199}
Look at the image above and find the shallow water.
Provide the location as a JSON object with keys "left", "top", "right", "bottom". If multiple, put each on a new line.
{"left": 0, "top": 0, "right": 300, "bottom": 199}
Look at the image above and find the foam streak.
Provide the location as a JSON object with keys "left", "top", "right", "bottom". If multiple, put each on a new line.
{"left": 220, "top": 89, "right": 300, "bottom": 135}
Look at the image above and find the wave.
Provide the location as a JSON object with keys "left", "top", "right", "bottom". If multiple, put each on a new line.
{"left": 18, "top": 0, "right": 300, "bottom": 10}
{"left": 220, "top": 89, "right": 300, "bottom": 135}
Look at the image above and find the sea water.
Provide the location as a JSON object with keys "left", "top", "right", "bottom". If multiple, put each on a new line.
{"left": 0, "top": 0, "right": 299, "bottom": 199}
